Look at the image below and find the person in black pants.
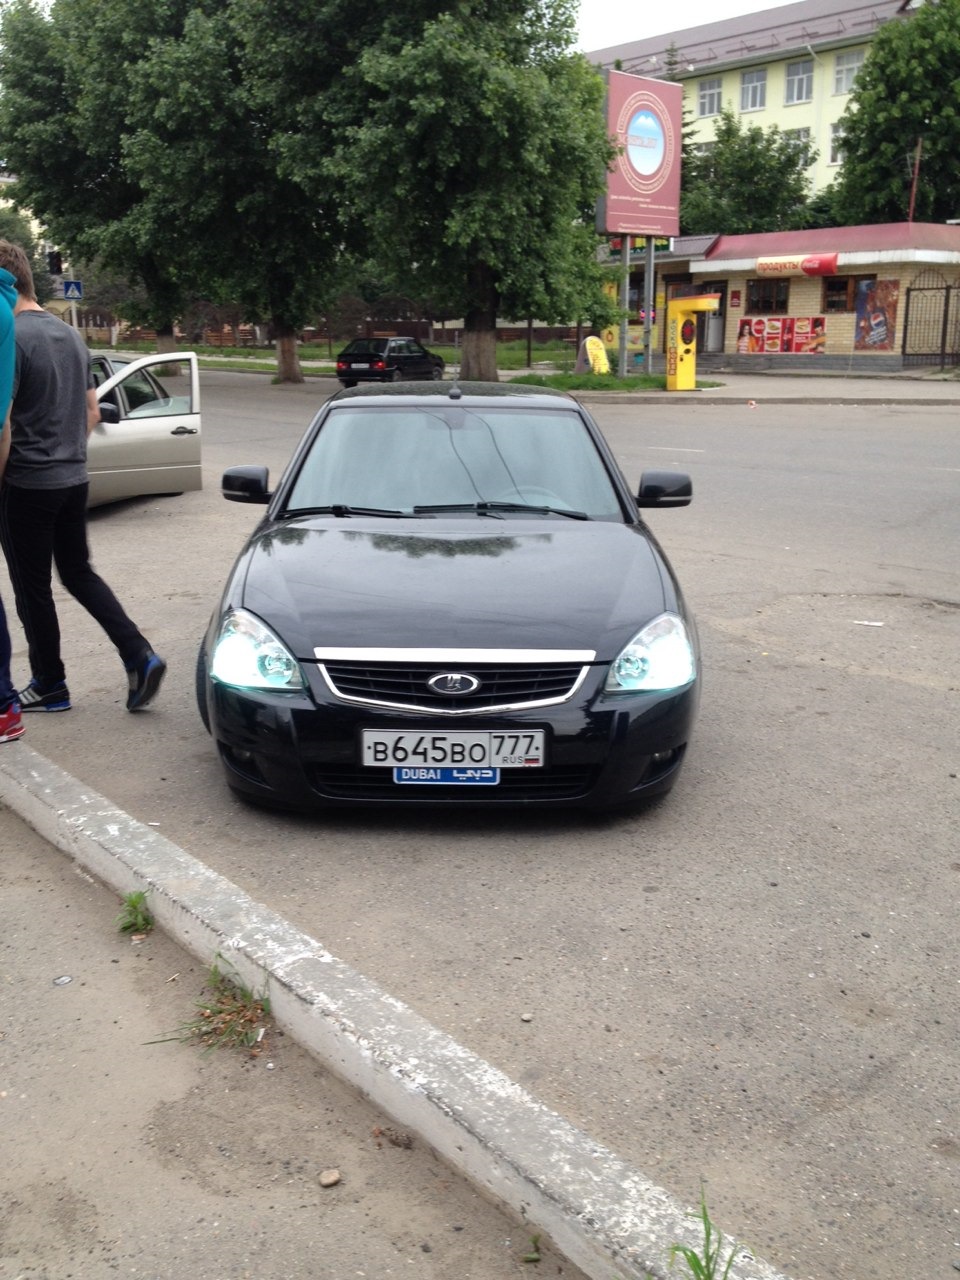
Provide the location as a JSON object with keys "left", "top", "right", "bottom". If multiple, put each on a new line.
{"left": 0, "top": 239, "right": 165, "bottom": 713}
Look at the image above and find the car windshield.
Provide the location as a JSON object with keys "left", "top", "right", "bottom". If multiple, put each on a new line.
{"left": 283, "top": 404, "right": 625, "bottom": 519}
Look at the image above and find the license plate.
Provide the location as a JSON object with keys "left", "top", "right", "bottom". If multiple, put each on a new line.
{"left": 394, "top": 767, "right": 499, "bottom": 785}
{"left": 352, "top": 362, "right": 369, "bottom": 369}
{"left": 363, "top": 730, "right": 544, "bottom": 768}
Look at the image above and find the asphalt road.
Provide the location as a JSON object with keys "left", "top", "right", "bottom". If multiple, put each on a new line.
{"left": 3, "top": 373, "right": 959, "bottom": 1280}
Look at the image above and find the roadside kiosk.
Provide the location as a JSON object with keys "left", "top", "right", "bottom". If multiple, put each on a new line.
{"left": 666, "top": 295, "right": 720, "bottom": 391}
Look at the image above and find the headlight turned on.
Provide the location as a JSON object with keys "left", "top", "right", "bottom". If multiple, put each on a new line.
{"left": 211, "top": 609, "right": 305, "bottom": 690}
{"left": 605, "top": 613, "right": 696, "bottom": 693}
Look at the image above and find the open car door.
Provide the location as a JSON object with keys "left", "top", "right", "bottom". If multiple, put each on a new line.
{"left": 89, "top": 351, "right": 202, "bottom": 507}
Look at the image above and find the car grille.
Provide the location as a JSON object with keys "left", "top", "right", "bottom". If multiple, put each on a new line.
{"left": 308, "top": 764, "right": 600, "bottom": 802}
{"left": 318, "top": 660, "right": 590, "bottom": 714}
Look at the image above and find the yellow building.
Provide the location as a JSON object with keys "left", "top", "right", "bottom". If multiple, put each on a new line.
{"left": 586, "top": 0, "right": 913, "bottom": 197}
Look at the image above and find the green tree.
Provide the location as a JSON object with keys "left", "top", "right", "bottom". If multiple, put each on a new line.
{"left": 119, "top": 5, "right": 340, "bottom": 380}
{"left": 263, "top": 0, "right": 615, "bottom": 380}
{"left": 833, "top": 0, "right": 960, "bottom": 224}
{"left": 680, "top": 106, "right": 816, "bottom": 235}
{"left": 0, "top": 0, "right": 336, "bottom": 377}
{"left": 0, "top": 0, "right": 191, "bottom": 342}
{"left": 0, "top": 202, "right": 52, "bottom": 301}
{"left": 67, "top": 257, "right": 148, "bottom": 331}
{"left": 800, "top": 183, "right": 843, "bottom": 231}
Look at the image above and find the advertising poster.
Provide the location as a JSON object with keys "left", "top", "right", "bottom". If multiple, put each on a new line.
{"left": 597, "top": 71, "right": 682, "bottom": 236}
{"left": 736, "top": 316, "right": 826, "bottom": 354}
{"left": 854, "top": 279, "right": 899, "bottom": 351}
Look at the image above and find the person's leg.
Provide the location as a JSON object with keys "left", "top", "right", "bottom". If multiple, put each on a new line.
{"left": 0, "top": 482, "right": 66, "bottom": 688}
{"left": 0, "top": 591, "right": 24, "bottom": 741}
{"left": 51, "top": 483, "right": 151, "bottom": 668}
{"left": 52, "top": 484, "right": 166, "bottom": 711}
{"left": 0, "top": 592, "right": 16, "bottom": 707}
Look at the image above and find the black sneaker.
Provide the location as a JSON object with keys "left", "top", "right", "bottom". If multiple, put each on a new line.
{"left": 19, "top": 679, "right": 71, "bottom": 712}
{"left": 126, "top": 651, "right": 167, "bottom": 711}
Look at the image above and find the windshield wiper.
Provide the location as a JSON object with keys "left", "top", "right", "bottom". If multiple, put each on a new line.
{"left": 414, "top": 501, "right": 590, "bottom": 521}
{"left": 281, "top": 504, "right": 408, "bottom": 519}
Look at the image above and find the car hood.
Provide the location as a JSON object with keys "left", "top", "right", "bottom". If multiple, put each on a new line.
{"left": 238, "top": 518, "right": 671, "bottom": 658}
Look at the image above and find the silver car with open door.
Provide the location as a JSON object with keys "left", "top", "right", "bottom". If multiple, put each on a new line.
{"left": 89, "top": 351, "right": 202, "bottom": 507}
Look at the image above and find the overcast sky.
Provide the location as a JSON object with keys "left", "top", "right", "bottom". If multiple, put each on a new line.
{"left": 576, "top": 0, "right": 801, "bottom": 52}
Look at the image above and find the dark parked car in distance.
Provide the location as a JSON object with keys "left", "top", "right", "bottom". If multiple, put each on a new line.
{"left": 197, "top": 382, "right": 699, "bottom": 813}
{"left": 335, "top": 337, "right": 445, "bottom": 387}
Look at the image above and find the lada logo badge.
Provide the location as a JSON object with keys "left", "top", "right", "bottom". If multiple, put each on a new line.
{"left": 427, "top": 672, "right": 481, "bottom": 696}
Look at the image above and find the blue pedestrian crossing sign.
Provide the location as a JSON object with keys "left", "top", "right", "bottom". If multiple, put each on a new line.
{"left": 63, "top": 280, "right": 83, "bottom": 300}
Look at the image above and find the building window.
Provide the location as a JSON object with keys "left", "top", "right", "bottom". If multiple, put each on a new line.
{"left": 829, "top": 121, "right": 844, "bottom": 165}
{"left": 784, "top": 127, "right": 812, "bottom": 161}
{"left": 822, "top": 275, "right": 873, "bottom": 312}
{"left": 741, "top": 68, "right": 767, "bottom": 112}
{"left": 692, "top": 140, "right": 717, "bottom": 175}
{"left": 747, "top": 278, "right": 789, "bottom": 314}
{"left": 698, "top": 78, "right": 722, "bottom": 116}
{"left": 834, "top": 50, "right": 865, "bottom": 94}
{"left": 785, "top": 59, "right": 814, "bottom": 104}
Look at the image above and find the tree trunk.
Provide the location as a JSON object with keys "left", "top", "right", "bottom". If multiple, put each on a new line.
{"left": 275, "top": 326, "right": 304, "bottom": 383}
{"left": 155, "top": 322, "right": 180, "bottom": 377}
{"left": 459, "top": 264, "right": 499, "bottom": 382}
{"left": 156, "top": 324, "right": 177, "bottom": 354}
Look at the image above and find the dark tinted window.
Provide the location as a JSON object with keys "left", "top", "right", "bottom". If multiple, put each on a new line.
{"left": 342, "top": 339, "right": 388, "bottom": 356}
{"left": 286, "top": 405, "right": 624, "bottom": 519}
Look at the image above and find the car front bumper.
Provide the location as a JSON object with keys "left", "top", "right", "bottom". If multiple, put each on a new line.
{"left": 204, "top": 663, "right": 699, "bottom": 811}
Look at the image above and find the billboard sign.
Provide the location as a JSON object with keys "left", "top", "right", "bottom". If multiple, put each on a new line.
{"left": 597, "top": 71, "right": 682, "bottom": 237}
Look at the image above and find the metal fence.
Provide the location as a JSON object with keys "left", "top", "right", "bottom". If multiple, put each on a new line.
{"left": 901, "top": 274, "right": 960, "bottom": 368}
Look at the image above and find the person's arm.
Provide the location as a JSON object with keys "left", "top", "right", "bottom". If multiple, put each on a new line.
{"left": 0, "top": 414, "right": 11, "bottom": 484}
{"left": 86, "top": 387, "right": 100, "bottom": 437}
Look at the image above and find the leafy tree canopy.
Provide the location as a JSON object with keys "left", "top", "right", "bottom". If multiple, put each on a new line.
{"left": 0, "top": 0, "right": 339, "bottom": 373}
{"left": 0, "top": 0, "right": 192, "bottom": 335}
{"left": 681, "top": 106, "right": 816, "bottom": 236}
{"left": 258, "top": 0, "right": 615, "bottom": 378}
{"left": 0, "top": 201, "right": 52, "bottom": 300}
{"left": 3, "top": 0, "right": 617, "bottom": 379}
{"left": 833, "top": 0, "right": 960, "bottom": 224}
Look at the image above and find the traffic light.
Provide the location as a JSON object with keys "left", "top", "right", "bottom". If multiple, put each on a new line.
{"left": 47, "top": 250, "right": 62, "bottom": 275}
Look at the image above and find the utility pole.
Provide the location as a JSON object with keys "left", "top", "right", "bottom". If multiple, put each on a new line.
{"left": 907, "top": 136, "right": 923, "bottom": 223}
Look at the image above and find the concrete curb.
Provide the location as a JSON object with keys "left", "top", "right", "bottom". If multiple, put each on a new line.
{"left": 0, "top": 743, "right": 792, "bottom": 1280}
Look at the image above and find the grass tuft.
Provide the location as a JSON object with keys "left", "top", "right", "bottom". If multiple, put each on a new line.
{"left": 669, "top": 1187, "right": 746, "bottom": 1279}
{"left": 151, "top": 956, "right": 271, "bottom": 1054}
{"left": 116, "top": 890, "right": 154, "bottom": 935}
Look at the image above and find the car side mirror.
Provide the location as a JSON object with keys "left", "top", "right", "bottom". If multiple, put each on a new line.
{"left": 636, "top": 471, "right": 692, "bottom": 508}
{"left": 97, "top": 401, "right": 120, "bottom": 425}
{"left": 222, "top": 465, "right": 271, "bottom": 504}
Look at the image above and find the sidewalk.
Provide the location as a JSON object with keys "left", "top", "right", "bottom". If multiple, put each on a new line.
{"left": 574, "top": 368, "right": 960, "bottom": 405}
{"left": 1, "top": 799, "right": 586, "bottom": 1280}
{"left": 0, "top": 743, "right": 789, "bottom": 1280}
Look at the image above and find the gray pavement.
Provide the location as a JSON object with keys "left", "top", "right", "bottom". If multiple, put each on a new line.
{"left": 578, "top": 368, "right": 960, "bottom": 404}
{"left": 1, "top": 369, "right": 955, "bottom": 1280}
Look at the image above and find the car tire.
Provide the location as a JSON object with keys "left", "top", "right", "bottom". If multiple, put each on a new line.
{"left": 341, "top": 380, "right": 357, "bottom": 389}
{"left": 431, "top": 366, "right": 443, "bottom": 380}
{"left": 195, "top": 645, "right": 211, "bottom": 734}
{"left": 390, "top": 367, "right": 402, "bottom": 382}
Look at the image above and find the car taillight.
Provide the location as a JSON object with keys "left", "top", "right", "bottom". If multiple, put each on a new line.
{"left": 373, "top": 360, "right": 385, "bottom": 370}
{"left": 336, "top": 360, "right": 347, "bottom": 370}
